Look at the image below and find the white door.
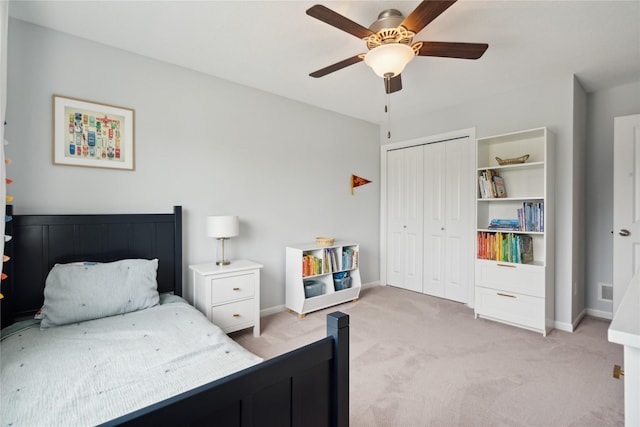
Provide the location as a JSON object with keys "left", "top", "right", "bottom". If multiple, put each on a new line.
{"left": 387, "top": 146, "right": 424, "bottom": 292}
{"left": 423, "top": 138, "right": 473, "bottom": 302}
{"left": 423, "top": 142, "right": 446, "bottom": 297}
{"left": 443, "top": 138, "right": 473, "bottom": 303}
{"left": 613, "top": 114, "right": 640, "bottom": 314}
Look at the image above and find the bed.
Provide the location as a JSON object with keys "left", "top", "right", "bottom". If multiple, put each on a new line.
{"left": 1, "top": 205, "right": 349, "bottom": 426}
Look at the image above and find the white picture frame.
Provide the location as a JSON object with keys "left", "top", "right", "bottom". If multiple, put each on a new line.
{"left": 52, "top": 95, "right": 135, "bottom": 170}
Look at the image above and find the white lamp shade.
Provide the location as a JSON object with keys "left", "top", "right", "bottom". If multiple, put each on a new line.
{"left": 364, "top": 43, "right": 415, "bottom": 78}
{"left": 206, "top": 215, "right": 239, "bottom": 238}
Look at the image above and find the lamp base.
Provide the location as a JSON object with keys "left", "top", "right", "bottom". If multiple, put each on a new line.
{"left": 215, "top": 237, "right": 232, "bottom": 266}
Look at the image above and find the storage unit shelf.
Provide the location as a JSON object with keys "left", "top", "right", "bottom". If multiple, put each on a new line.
{"left": 477, "top": 229, "right": 544, "bottom": 235}
{"left": 477, "top": 161, "right": 544, "bottom": 172}
{"left": 477, "top": 197, "right": 544, "bottom": 202}
{"left": 286, "top": 242, "right": 361, "bottom": 318}
{"left": 303, "top": 268, "right": 357, "bottom": 280}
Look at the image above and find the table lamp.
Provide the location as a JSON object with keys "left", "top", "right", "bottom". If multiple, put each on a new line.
{"left": 206, "top": 215, "right": 239, "bottom": 265}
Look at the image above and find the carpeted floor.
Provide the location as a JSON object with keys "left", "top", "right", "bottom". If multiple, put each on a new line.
{"left": 231, "top": 285, "right": 624, "bottom": 427}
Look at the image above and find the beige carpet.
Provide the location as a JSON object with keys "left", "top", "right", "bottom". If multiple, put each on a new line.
{"left": 231, "top": 285, "right": 625, "bottom": 427}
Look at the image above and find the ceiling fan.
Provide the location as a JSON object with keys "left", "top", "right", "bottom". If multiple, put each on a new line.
{"left": 307, "top": 1, "right": 488, "bottom": 94}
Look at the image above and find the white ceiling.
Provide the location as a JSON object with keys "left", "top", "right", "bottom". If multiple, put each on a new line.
{"left": 8, "top": 0, "right": 640, "bottom": 124}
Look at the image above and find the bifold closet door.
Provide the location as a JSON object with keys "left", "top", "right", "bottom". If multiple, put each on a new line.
{"left": 386, "top": 145, "right": 424, "bottom": 292}
{"left": 423, "top": 139, "right": 473, "bottom": 303}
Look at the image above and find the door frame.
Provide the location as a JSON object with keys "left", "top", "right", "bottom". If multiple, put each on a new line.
{"left": 380, "top": 127, "right": 476, "bottom": 306}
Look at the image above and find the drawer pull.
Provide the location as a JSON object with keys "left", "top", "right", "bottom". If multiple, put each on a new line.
{"left": 497, "top": 263, "right": 516, "bottom": 268}
{"left": 232, "top": 313, "right": 240, "bottom": 317}
{"left": 233, "top": 287, "right": 241, "bottom": 291}
{"left": 497, "top": 292, "right": 516, "bottom": 298}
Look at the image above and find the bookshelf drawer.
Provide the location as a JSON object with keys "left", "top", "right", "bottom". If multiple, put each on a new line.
{"left": 475, "top": 286, "right": 543, "bottom": 331}
{"left": 475, "top": 260, "right": 544, "bottom": 297}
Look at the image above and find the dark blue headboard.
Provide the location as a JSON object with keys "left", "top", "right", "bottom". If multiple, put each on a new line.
{"left": 1, "top": 205, "right": 182, "bottom": 327}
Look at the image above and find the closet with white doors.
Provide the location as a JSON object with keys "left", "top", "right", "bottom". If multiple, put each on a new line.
{"left": 382, "top": 130, "right": 475, "bottom": 304}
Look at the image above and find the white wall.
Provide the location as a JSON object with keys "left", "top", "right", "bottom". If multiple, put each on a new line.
{"left": 5, "top": 19, "right": 380, "bottom": 311}
{"left": 585, "top": 80, "right": 640, "bottom": 315}
{"left": 383, "top": 75, "right": 579, "bottom": 327}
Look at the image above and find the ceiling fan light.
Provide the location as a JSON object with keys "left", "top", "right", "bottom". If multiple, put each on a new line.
{"left": 364, "top": 43, "right": 415, "bottom": 78}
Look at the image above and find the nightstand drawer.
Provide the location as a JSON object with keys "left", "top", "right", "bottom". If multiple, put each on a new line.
{"left": 211, "top": 273, "right": 255, "bottom": 305}
{"left": 211, "top": 299, "right": 255, "bottom": 330}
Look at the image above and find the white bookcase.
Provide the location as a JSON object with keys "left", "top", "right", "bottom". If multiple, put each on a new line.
{"left": 474, "top": 127, "right": 555, "bottom": 335}
{"left": 285, "top": 242, "right": 361, "bottom": 318}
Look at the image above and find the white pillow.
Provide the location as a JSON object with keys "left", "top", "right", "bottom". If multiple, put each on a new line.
{"left": 40, "top": 259, "right": 160, "bottom": 328}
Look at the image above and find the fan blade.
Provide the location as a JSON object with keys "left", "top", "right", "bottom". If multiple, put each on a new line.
{"left": 401, "top": 1, "right": 457, "bottom": 34}
{"left": 418, "top": 41, "right": 488, "bottom": 59}
{"left": 310, "top": 55, "right": 364, "bottom": 78}
{"left": 306, "top": 5, "right": 374, "bottom": 39}
{"left": 384, "top": 75, "right": 402, "bottom": 94}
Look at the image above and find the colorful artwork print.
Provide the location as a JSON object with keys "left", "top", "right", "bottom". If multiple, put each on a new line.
{"left": 53, "top": 95, "right": 135, "bottom": 170}
{"left": 65, "top": 108, "right": 125, "bottom": 162}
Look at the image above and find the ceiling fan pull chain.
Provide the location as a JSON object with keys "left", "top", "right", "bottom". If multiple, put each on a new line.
{"left": 385, "top": 77, "right": 391, "bottom": 139}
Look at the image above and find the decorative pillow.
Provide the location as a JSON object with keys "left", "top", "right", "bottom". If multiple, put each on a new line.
{"left": 40, "top": 259, "right": 160, "bottom": 328}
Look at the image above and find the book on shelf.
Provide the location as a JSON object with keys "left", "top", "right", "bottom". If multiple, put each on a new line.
{"left": 477, "top": 231, "right": 534, "bottom": 264}
{"left": 519, "top": 235, "right": 534, "bottom": 264}
{"left": 322, "top": 248, "right": 340, "bottom": 273}
{"left": 478, "top": 170, "right": 507, "bottom": 199}
{"left": 487, "top": 218, "right": 521, "bottom": 231}
{"left": 341, "top": 247, "right": 358, "bottom": 270}
{"left": 302, "top": 254, "right": 322, "bottom": 277}
{"left": 516, "top": 201, "right": 544, "bottom": 232}
{"left": 493, "top": 176, "right": 507, "bottom": 198}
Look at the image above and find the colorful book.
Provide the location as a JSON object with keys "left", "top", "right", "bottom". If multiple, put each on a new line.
{"left": 493, "top": 176, "right": 507, "bottom": 198}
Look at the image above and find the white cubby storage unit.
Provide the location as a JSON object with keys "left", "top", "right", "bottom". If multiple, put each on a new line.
{"left": 474, "top": 127, "right": 555, "bottom": 336}
{"left": 285, "top": 242, "right": 361, "bottom": 318}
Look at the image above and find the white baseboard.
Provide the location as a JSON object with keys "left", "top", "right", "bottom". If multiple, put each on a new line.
{"left": 554, "top": 320, "right": 574, "bottom": 332}
{"left": 361, "top": 280, "right": 380, "bottom": 289}
{"left": 585, "top": 307, "right": 613, "bottom": 320}
{"left": 573, "top": 309, "right": 587, "bottom": 330}
{"left": 554, "top": 310, "right": 583, "bottom": 332}
{"left": 553, "top": 307, "right": 613, "bottom": 333}
{"left": 260, "top": 304, "right": 286, "bottom": 317}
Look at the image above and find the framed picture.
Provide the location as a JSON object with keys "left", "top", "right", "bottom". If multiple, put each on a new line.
{"left": 52, "top": 95, "right": 135, "bottom": 170}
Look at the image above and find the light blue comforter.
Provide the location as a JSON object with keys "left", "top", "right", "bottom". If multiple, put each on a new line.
{"left": 0, "top": 296, "right": 262, "bottom": 426}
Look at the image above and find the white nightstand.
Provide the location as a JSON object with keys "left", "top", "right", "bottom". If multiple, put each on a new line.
{"left": 187, "top": 260, "right": 263, "bottom": 337}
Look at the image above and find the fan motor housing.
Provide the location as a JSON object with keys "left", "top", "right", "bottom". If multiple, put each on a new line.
{"left": 369, "top": 9, "right": 404, "bottom": 33}
{"left": 366, "top": 9, "right": 415, "bottom": 50}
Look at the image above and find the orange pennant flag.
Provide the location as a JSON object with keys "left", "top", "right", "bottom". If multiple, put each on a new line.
{"left": 5, "top": 178, "right": 12, "bottom": 184}
{"left": 351, "top": 174, "right": 372, "bottom": 195}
